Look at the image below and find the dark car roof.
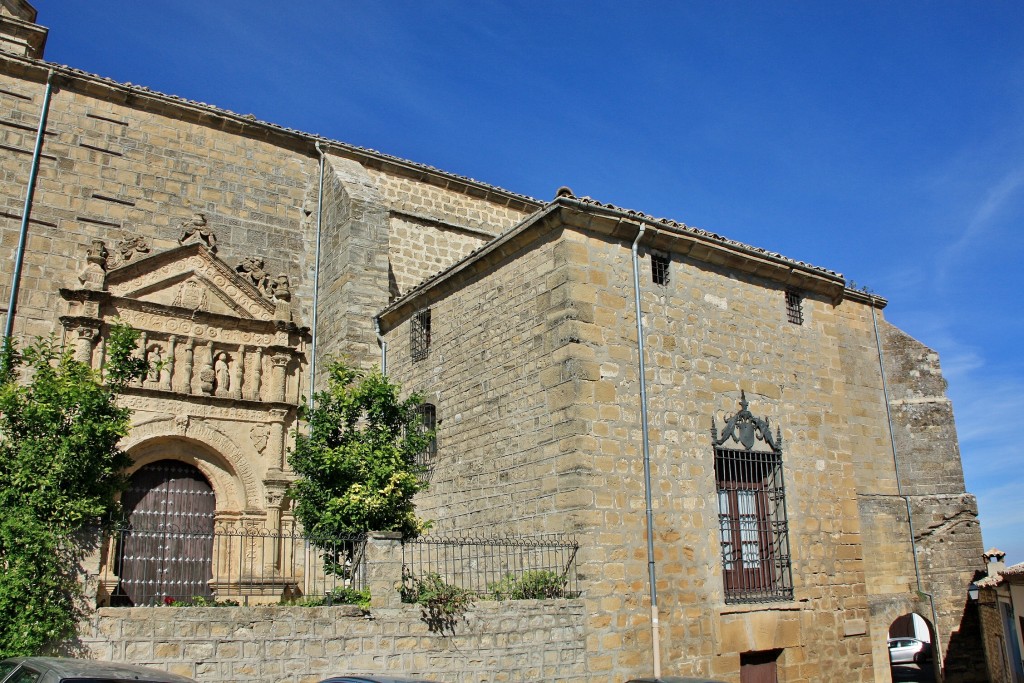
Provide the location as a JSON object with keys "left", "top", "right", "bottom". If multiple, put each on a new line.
{"left": 319, "top": 676, "right": 442, "bottom": 683}
{"left": 1, "top": 658, "right": 195, "bottom": 683}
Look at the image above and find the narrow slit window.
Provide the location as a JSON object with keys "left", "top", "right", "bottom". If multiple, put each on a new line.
{"left": 411, "top": 308, "right": 431, "bottom": 361}
{"left": 415, "top": 403, "right": 437, "bottom": 467}
{"left": 652, "top": 253, "right": 670, "bottom": 286}
{"left": 785, "top": 290, "right": 803, "bottom": 325}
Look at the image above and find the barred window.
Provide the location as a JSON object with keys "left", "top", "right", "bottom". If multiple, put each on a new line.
{"left": 712, "top": 394, "right": 793, "bottom": 604}
{"left": 651, "top": 253, "right": 670, "bottom": 286}
{"left": 413, "top": 403, "right": 437, "bottom": 483}
{"left": 410, "top": 308, "right": 431, "bottom": 361}
{"left": 415, "top": 403, "right": 437, "bottom": 465}
{"left": 785, "top": 290, "right": 803, "bottom": 325}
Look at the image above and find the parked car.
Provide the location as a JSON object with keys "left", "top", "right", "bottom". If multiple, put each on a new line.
{"left": 0, "top": 658, "right": 196, "bottom": 683}
{"left": 887, "top": 637, "right": 932, "bottom": 665}
{"left": 318, "top": 677, "right": 442, "bottom": 683}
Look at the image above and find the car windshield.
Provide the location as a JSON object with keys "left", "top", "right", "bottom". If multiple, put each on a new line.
{"left": 5, "top": 667, "right": 40, "bottom": 683}
{"left": 0, "top": 662, "right": 19, "bottom": 681}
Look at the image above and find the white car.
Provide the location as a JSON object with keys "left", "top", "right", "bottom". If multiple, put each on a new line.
{"left": 888, "top": 637, "right": 931, "bottom": 665}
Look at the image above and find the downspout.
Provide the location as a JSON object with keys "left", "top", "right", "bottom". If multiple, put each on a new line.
{"left": 374, "top": 316, "right": 387, "bottom": 376}
{"left": 870, "top": 301, "right": 943, "bottom": 667}
{"left": 307, "top": 141, "right": 326, "bottom": 407}
{"left": 3, "top": 69, "right": 55, "bottom": 349}
{"left": 630, "top": 222, "right": 661, "bottom": 679}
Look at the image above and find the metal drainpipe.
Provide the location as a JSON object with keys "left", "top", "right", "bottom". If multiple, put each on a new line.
{"left": 630, "top": 222, "right": 661, "bottom": 679}
{"left": 870, "top": 301, "right": 943, "bottom": 667}
{"left": 307, "top": 141, "right": 326, "bottom": 408}
{"left": 374, "top": 317, "right": 387, "bottom": 376}
{"left": 3, "top": 69, "right": 55, "bottom": 349}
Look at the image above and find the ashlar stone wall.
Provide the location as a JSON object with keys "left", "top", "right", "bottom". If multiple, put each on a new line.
{"left": 383, "top": 214, "right": 882, "bottom": 682}
{"left": 0, "top": 63, "right": 318, "bottom": 341}
{"left": 78, "top": 601, "right": 587, "bottom": 683}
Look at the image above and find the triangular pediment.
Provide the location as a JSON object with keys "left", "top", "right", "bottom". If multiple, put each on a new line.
{"left": 105, "top": 243, "right": 275, "bottom": 321}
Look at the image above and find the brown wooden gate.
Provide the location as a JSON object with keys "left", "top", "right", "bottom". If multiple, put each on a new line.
{"left": 114, "top": 460, "right": 216, "bottom": 605}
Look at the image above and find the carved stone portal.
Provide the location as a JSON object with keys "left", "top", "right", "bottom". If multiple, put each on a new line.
{"left": 60, "top": 231, "right": 310, "bottom": 537}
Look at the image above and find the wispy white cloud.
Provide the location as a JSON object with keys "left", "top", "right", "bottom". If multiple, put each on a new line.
{"left": 935, "top": 167, "right": 1024, "bottom": 288}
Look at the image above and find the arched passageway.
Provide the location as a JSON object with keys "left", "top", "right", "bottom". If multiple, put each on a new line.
{"left": 887, "top": 612, "right": 937, "bottom": 683}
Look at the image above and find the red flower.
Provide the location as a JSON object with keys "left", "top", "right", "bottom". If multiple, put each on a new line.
{"left": 163, "top": 596, "right": 174, "bottom": 606}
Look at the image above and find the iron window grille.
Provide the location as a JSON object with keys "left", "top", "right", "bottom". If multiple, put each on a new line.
{"left": 410, "top": 308, "right": 431, "bottom": 361}
{"left": 785, "top": 290, "right": 803, "bottom": 325}
{"left": 415, "top": 402, "right": 437, "bottom": 469}
{"left": 711, "top": 392, "right": 793, "bottom": 604}
{"left": 651, "top": 253, "right": 670, "bottom": 286}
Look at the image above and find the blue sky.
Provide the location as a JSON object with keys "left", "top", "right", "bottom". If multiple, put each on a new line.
{"left": 36, "top": 1, "right": 1024, "bottom": 563}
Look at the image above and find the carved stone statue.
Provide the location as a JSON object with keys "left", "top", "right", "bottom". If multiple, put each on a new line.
{"left": 236, "top": 257, "right": 269, "bottom": 292}
{"left": 78, "top": 239, "right": 108, "bottom": 290}
{"left": 270, "top": 274, "right": 290, "bottom": 301}
{"left": 177, "top": 213, "right": 216, "bottom": 252}
{"left": 214, "top": 352, "right": 230, "bottom": 395}
{"left": 146, "top": 345, "right": 162, "bottom": 383}
{"left": 115, "top": 232, "right": 150, "bottom": 265}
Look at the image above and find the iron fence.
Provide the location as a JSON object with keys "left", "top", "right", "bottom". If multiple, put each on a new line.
{"left": 401, "top": 533, "right": 579, "bottom": 598}
{"left": 96, "top": 524, "right": 366, "bottom": 607}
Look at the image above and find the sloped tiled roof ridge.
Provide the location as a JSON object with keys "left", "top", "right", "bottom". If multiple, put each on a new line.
{"left": 388, "top": 191, "right": 846, "bottom": 313}
{"left": 567, "top": 194, "right": 842, "bottom": 279}
{"left": 16, "top": 56, "right": 846, "bottom": 298}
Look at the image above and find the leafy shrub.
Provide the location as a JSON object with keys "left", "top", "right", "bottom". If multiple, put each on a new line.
{"left": 163, "top": 596, "right": 239, "bottom": 607}
{"left": 281, "top": 586, "right": 370, "bottom": 608}
{"left": 400, "top": 569, "right": 475, "bottom": 635}
{"left": 288, "top": 361, "right": 433, "bottom": 570}
{"left": 0, "top": 326, "right": 148, "bottom": 657}
{"left": 487, "top": 570, "right": 567, "bottom": 600}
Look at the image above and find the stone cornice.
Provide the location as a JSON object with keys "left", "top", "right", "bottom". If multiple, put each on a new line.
{"left": 0, "top": 54, "right": 542, "bottom": 214}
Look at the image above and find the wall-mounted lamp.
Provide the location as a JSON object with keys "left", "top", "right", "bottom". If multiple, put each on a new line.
{"left": 967, "top": 582, "right": 979, "bottom": 602}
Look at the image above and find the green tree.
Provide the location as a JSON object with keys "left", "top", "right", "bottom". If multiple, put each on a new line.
{"left": 288, "top": 361, "right": 432, "bottom": 541}
{"left": 0, "top": 325, "right": 147, "bottom": 657}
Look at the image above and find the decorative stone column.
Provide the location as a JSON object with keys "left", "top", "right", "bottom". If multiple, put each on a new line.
{"left": 267, "top": 407, "right": 289, "bottom": 471}
{"left": 264, "top": 487, "right": 287, "bottom": 573}
{"left": 74, "top": 325, "right": 99, "bottom": 365}
{"left": 270, "top": 352, "right": 290, "bottom": 403}
{"left": 181, "top": 339, "right": 194, "bottom": 395}
{"left": 250, "top": 346, "right": 263, "bottom": 401}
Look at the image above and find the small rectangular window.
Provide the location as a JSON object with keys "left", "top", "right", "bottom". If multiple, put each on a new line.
{"left": 651, "top": 253, "right": 670, "bottom": 286}
{"left": 411, "top": 308, "right": 431, "bottom": 361}
{"left": 785, "top": 290, "right": 803, "bottom": 325}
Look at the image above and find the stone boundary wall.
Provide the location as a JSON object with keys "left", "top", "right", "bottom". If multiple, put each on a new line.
{"left": 78, "top": 600, "right": 587, "bottom": 683}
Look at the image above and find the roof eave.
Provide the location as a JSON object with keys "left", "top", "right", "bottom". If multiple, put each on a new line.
{"left": 379, "top": 197, "right": 866, "bottom": 331}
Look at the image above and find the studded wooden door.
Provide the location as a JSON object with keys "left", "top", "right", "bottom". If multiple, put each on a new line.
{"left": 116, "top": 460, "right": 215, "bottom": 605}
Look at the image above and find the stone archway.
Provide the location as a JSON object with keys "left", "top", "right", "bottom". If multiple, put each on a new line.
{"left": 121, "top": 419, "right": 262, "bottom": 513}
{"left": 887, "top": 612, "right": 937, "bottom": 683}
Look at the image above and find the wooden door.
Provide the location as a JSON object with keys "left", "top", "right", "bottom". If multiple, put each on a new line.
{"left": 116, "top": 460, "right": 215, "bottom": 605}
{"left": 740, "top": 650, "right": 779, "bottom": 683}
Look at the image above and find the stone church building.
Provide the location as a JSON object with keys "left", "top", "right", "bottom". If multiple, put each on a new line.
{"left": 0, "top": 3, "right": 989, "bottom": 682}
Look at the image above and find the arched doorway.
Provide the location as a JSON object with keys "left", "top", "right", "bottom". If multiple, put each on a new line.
{"left": 887, "top": 612, "right": 936, "bottom": 683}
{"left": 113, "top": 460, "right": 216, "bottom": 605}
